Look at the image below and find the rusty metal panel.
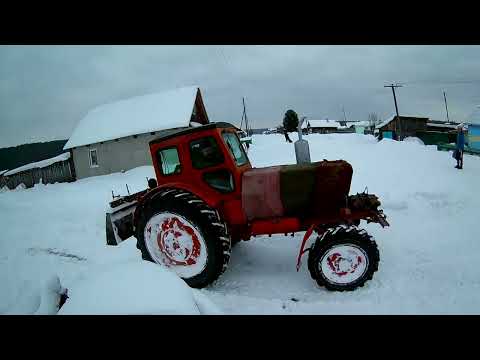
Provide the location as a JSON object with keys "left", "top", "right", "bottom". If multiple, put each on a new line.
{"left": 242, "top": 166, "right": 284, "bottom": 221}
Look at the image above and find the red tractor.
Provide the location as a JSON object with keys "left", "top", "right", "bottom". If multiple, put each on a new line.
{"left": 106, "top": 122, "right": 389, "bottom": 291}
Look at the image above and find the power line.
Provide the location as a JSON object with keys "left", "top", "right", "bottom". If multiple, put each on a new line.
{"left": 400, "top": 79, "right": 480, "bottom": 86}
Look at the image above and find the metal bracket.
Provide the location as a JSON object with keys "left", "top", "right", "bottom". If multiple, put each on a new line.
{"left": 296, "top": 224, "right": 318, "bottom": 272}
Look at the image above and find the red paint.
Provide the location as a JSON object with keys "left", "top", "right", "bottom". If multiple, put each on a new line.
{"left": 251, "top": 218, "right": 300, "bottom": 236}
{"left": 327, "top": 253, "right": 348, "bottom": 276}
{"left": 242, "top": 166, "right": 284, "bottom": 220}
{"left": 296, "top": 224, "right": 318, "bottom": 272}
{"left": 327, "top": 252, "right": 361, "bottom": 277}
{"left": 156, "top": 216, "right": 201, "bottom": 266}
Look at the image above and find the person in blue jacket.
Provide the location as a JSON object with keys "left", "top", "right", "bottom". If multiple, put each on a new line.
{"left": 455, "top": 124, "right": 465, "bottom": 169}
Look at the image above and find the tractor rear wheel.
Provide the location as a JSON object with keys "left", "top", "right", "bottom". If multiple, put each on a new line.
{"left": 307, "top": 226, "right": 379, "bottom": 292}
{"left": 136, "top": 188, "right": 231, "bottom": 288}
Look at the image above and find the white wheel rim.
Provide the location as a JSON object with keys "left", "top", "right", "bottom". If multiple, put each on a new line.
{"left": 144, "top": 212, "right": 207, "bottom": 278}
{"left": 319, "top": 244, "right": 369, "bottom": 285}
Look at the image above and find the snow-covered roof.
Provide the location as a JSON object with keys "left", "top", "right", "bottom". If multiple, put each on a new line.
{"left": 306, "top": 119, "right": 342, "bottom": 129}
{"left": 0, "top": 170, "right": 8, "bottom": 176}
{"left": 64, "top": 86, "right": 203, "bottom": 150}
{"left": 427, "top": 122, "right": 458, "bottom": 129}
{"left": 375, "top": 115, "right": 396, "bottom": 129}
{"left": 347, "top": 121, "right": 370, "bottom": 127}
{"left": 376, "top": 115, "right": 429, "bottom": 129}
{"left": 4, "top": 153, "right": 70, "bottom": 177}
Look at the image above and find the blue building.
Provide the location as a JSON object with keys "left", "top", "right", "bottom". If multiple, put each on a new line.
{"left": 466, "top": 106, "right": 480, "bottom": 151}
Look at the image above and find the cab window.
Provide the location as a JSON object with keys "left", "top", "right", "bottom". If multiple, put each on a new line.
{"left": 222, "top": 132, "right": 248, "bottom": 166}
{"left": 189, "top": 136, "right": 224, "bottom": 169}
{"left": 157, "top": 147, "right": 181, "bottom": 176}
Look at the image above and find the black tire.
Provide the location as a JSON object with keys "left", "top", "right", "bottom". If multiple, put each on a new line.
{"left": 307, "top": 225, "right": 379, "bottom": 292}
{"left": 136, "top": 188, "right": 231, "bottom": 288}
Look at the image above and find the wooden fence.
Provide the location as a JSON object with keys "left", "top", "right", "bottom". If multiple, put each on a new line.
{"left": 0, "top": 154, "right": 76, "bottom": 190}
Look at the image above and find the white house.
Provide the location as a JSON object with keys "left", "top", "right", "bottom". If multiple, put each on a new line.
{"left": 63, "top": 86, "right": 210, "bottom": 179}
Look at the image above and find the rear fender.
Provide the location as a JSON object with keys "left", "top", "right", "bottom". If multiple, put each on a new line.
{"left": 133, "top": 183, "right": 222, "bottom": 232}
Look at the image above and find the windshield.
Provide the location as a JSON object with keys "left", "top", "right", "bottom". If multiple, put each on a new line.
{"left": 222, "top": 132, "right": 249, "bottom": 166}
{"left": 189, "top": 136, "right": 224, "bottom": 169}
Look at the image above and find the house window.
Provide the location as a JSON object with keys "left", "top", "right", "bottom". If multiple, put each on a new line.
{"left": 89, "top": 148, "right": 99, "bottom": 168}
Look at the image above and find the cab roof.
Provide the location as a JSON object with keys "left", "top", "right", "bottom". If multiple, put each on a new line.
{"left": 149, "top": 122, "right": 239, "bottom": 145}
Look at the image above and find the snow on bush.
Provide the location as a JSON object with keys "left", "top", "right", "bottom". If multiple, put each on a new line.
{"left": 4, "top": 275, "right": 67, "bottom": 315}
{"left": 404, "top": 137, "right": 425, "bottom": 146}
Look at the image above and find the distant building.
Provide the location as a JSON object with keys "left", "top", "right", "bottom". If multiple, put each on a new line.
{"left": 302, "top": 119, "right": 353, "bottom": 134}
{"left": 426, "top": 120, "right": 460, "bottom": 132}
{"left": 466, "top": 106, "right": 480, "bottom": 150}
{"left": 260, "top": 127, "right": 278, "bottom": 135}
{"left": 0, "top": 153, "right": 74, "bottom": 190}
{"left": 346, "top": 121, "right": 370, "bottom": 134}
{"left": 375, "top": 115, "right": 428, "bottom": 140}
{"left": 63, "top": 86, "right": 209, "bottom": 179}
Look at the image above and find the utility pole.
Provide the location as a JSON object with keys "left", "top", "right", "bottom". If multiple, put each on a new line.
{"left": 443, "top": 91, "right": 451, "bottom": 123}
{"left": 240, "top": 97, "right": 250, "bottom": 136}
{"left": 384, "top": 83, "right": 403, "bottom": 140}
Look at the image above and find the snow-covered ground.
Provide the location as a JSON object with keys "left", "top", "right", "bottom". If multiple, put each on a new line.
{"left": 1, "top": 132, "right": 480, "bottom": 314}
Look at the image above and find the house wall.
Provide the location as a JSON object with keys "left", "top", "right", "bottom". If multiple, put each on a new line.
{"left": 355, "top": 126, "right": 365, "bottom": 134}
{"left": 72, "top": 131, "right": 163, "bottom": 179}
{"left": 469, "top": 124, "right": 480, "bottom": 150}
{"left": 401, "top": 118, "right": 427, "bottom": 139}
{"left": 310, "top": 127, "right": 354, "bottom": 134}
{"left": 378, "top": 117, "right": 427, "bottom": 140}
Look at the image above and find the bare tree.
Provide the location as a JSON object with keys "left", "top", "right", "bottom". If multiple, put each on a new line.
{"left": 367, "top": 113, "right": 381, "bottom": 127}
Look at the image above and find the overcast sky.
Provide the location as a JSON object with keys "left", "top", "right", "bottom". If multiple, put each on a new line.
{"left": 1, "top": 45, "right": 479, "bottom": 148}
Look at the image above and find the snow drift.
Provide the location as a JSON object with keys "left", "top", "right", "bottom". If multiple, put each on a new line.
{"left": 58, "top": 261, "right": 222, "bottom": 315}
{"left": 1, "top": 132, "right": 480, "bottom": 314}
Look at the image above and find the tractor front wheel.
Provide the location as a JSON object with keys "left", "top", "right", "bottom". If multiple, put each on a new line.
{"left": 307, "top": 226, "right": 379, "bottom": 292}
{"left": 136, "top": 188, "right": 231, "bottom": 288}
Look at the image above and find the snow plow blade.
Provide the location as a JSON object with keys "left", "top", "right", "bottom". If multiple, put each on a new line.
{"left": 106, "top": 190, "right": 147, "bottom": 246}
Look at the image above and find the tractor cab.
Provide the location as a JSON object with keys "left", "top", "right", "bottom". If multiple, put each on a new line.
{"left": 148, "top": 122, "right": 252, "bottom": 199}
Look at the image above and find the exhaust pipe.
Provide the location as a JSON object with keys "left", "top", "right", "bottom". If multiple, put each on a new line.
{"left": 294, "top": 117, "right": 311, "bottom": 164}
